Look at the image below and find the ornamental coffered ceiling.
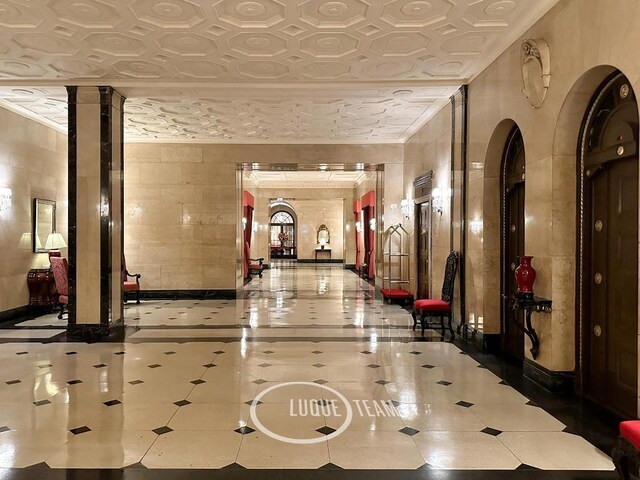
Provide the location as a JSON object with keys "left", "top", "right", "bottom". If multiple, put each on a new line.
{"left": 0, "top": 0, "right": 559, "bottom": 143}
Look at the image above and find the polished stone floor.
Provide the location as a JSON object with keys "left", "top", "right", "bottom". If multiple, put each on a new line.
{"left": 0, "top": 264, "right": 616, "bottom": 475}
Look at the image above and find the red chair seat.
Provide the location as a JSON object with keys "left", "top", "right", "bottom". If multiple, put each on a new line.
{"left": 123, "top": 281, "right": 139, "bottom": 292}
{"left": 413, "top": 299, "right": 451, "bottom": 312}
{"left": 620, "top": 421, "right": 640, "bottom": 448}
{"left": 249, "top": 263, "right": 263, "bottom": 271}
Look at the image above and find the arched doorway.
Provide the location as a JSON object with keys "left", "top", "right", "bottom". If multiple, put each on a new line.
{"left": 501, "top": 125, "right": 526, "bottom": 360}
{"left": 580, "top": 71, "right": 639, "bottom": 417}
{"left": 270, "top": 210, "right": 297, "bottom": 259}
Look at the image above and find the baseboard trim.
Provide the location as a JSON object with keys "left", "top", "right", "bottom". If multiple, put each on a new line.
{"left": 138, "top": 290, "right": 237, "bottom": 300}
{"left": 344, "top": 264, "right": 356, "bottom": 270}
{"left": 523, "top": 358, "right": 574, "bottom": 393}
{"left": 297, "top": 259, "right": 344, "bottom": 264}
{"left": 0, "top": 305, "right": 30, "bottom": 324}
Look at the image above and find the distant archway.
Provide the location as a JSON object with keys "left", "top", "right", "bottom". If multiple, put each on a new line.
{"left": 269, "top": 204, "right": 297, "bottom": 260}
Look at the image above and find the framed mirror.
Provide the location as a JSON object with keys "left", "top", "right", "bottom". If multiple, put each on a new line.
{"left": 33, "top": 198, "right": 56, "bottom": 253}
{"left": 317, "top": 224, "right": 330, "bottom": 245}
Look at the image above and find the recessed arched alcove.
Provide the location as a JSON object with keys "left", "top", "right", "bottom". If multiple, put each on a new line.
{"left": 482, "top": 118, "right": 518, "bottom": 336}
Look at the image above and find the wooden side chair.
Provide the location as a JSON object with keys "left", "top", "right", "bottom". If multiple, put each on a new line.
{"left": 245, "top": 242, "right": 265, "bottom": 278}
{"left": 412, "top": 251, "right": 459, "bottom": 340}
{"left": 50, "top": 257, "right": 68, "bottom": 319}
{"left": 123, "top": 256, "right": 141, "bottom": 304}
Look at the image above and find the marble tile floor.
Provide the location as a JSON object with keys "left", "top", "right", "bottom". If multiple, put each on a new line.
{"left": 0, "top": 266, "right": 619, "bottom": 477}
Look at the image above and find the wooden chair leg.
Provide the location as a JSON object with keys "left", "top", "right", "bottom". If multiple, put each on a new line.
{"left": 136, "top": 289, "right": 140, "bottom": 304}
{"left": 440, "top": 315, "right": 445, "bottom": 341}
{"left": 411, "top": 309, "right": 417, "bottom": 331}
{"left": 420, "top": 312, "right": 427, "bottom": 337}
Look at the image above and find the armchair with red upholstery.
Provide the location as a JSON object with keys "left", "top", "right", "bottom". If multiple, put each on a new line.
{"left": 245, "top": 242, "right": 265, "bottom": 279}
{"left": 412, "top": 251, "right": 459, "bottom": 340}
{"left": 123, "top": 257, "right": 141, "bottom": 304}
{"left": 50, "top": 257, "right": 68, "bottom": 320}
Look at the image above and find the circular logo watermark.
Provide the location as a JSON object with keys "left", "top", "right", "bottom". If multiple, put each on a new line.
{"left": 249, "top": 381, "right": 353, "bottom": 444}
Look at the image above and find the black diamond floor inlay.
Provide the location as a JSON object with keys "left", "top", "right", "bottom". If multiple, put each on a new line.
{"left": 422, "top": 364, "right": 435, "bottom": 369}
{"left": 191, "top": 379, "right": 206, "bottom": 385}
{"left": 93, "top": 364, "right": 107, "bottom": 368}
{"left": 128, "top": 380, "right": 144, "bottom": 385}
{"left": 234, "top": 426, "right": 255, "bottom": 435}
{"left": 67, "top": 379, "right": 82, "bottom": 385}
{"left": 33, "top": 400, "right": 51, "bottom": 406}
{"left": 481, "top": 427, "right": 502, "bottom": 436}
{"left": 253, "top": 379, "right": 267, "bottom": 384}
{"left": 319, "top": 462, "right": 343, "bottom": 470}
{"left": 312, "top": 363, "right": 325, "bottom": 368}
{"left": 311, "top": 350, "right": 323, "bottom": 354}
{"left": 516, "top": 463, "right": 541, "bottom": 470}
{"left": 367, "top": 364, "right": 380, "bottom": 368}
{"left": 314, "top": 399, "right": 332, "bottom": 406}
{"left": 245, "top": 400, "right": 263, "bottom": 406}
{"left": 174, "top": 400, "right": 191, "bottom": 407}
{"left": 148, "top": 364, "right": 162, "bottom": 368}
{"left": 316, "top": 426, "right": 336, "bottom": 435}
{"left": 164, "top": 351, "right": 176, "bottom": 355}
{"left": 6, "top": 380, "right": 20, "bottom": 385}
{"left": 456, "top": 400, "right": 474, "bottom": 408}
{"left": 313, "top": 379, "right": 328, "bottom": 384}
{"left": 65, "top": 352, "right": 77, "bottom": 355}
{"left": 70, "top": 426, "right": 91, "bottom": 435}
{"left": 202, "top": 363, "right": 217, "bottom": 368}
{"left": 0, "top": 426, "right": 10, "bottom": 434}
{"left": 103, "top": 399, "right": 122, "bottom": 407}
{"left": 361, "top": 350, "right": 372, "bottom": 354}
{"left": 375, "top": 380, "right": 390, "bottom": 385}
{"left": 399, "top": 427, "right": 420, "bottom": 436}
{"left": 258, "top": 363, "right": 271, "bottom": 368}
{"left": 386, "top": 400, "right": 401, "bottom": 407}
{"left": 153, "top": 426, "right": 173, "bottom": 435}
{"left": 437, "top": 380, "right": 452, "bottom": 386}
{"left": 214, "top": 350, "right": 225, "bottom": 354}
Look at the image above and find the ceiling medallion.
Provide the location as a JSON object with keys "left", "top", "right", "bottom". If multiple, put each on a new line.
{"left": 521, "top": 39, "right": 551, "bottom": 109}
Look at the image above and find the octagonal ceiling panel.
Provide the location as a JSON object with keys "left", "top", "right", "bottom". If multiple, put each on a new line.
{"left": 0, "top": 0, "right": 560, "bottom": 143}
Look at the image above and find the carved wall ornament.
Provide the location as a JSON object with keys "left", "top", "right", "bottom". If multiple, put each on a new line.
{"left": 521, "top": 39, "right": 551, "bottom": 109}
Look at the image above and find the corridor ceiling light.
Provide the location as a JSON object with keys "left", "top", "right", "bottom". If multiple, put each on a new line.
{"left": 0, "top": 187, "right": 12, "bottom": 214}
{"left": 318, "top": 164, "right": 328, "bottom": 171}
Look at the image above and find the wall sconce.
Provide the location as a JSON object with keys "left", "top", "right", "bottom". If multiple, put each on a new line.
{"left": 252, "top": 220, "right": 258, "bottom": 232}
{"left": 432, "top": 187, "right": 444, "bottom": 214}
{"left": 369, "top": 218, "right": 376, "bottom": 231}
{"left": 400, "top": 199, "right": 411, "bottom": 219}
{"left": 470, "top": 219, "right": 483, "bottom": 235}
{"left": 0, "top": 187, "right": 12, "bottom": 214}
{"left": 242, "top": 217, "right": 247, "bottom": 230}
{"left": 355, "top": 221, "right": 362, "bottom": 233}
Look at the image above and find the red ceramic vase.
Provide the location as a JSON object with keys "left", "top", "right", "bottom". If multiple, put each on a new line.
{"left": 515, "top": 256, "right": 536, "bottom": 297}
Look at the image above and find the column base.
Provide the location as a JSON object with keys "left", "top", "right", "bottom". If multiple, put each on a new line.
{"left": 523, "top": 358, "right": 575, "bottom": 393}
{"left": 67, "top": 321, "right": 124, "bottom": 342}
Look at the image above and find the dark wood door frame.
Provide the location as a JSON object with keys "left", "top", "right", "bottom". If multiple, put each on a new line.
{"left": 500, "top": 125, "right": 526, "bottom": 360}
{"left": 577, "top": 71, "right": 639, "bottom": 418}
{"left": 414, "top": 196, "right": 432, "bottom": 299}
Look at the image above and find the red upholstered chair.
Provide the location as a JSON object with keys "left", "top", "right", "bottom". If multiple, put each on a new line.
{"left": 123, "top": 257, "right": 141, "bottom": 304}
{"left": 245, "top": 242, "right": 265, "bottom": 278}
{"left": 50, "top": 257, "right": 68, "bottom": 320}
{"left": 614, "top": 421, "right": 640, "bottom": 479}
{"left": 412, "top": 251, "right": 459, "bottom": 340}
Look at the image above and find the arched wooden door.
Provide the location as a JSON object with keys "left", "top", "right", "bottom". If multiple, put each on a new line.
{"left": 501, "top": 126, "right": 526, "bottom": 360}
{"left": 582, "top": 72, "right": 639, "bottom": 417}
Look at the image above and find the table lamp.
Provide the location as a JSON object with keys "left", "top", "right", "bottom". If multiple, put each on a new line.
{"left": 45, "top": 232, "right": 67, "bottom": 260}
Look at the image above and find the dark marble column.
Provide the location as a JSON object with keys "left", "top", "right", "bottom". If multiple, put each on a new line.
{"left": 66, "top": 86, "right": 125, "bottom": 340}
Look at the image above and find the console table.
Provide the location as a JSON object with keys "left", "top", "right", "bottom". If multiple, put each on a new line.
{"left": 502, "top": 294, "right": 552, "bottom": 360}
{"left": 315, "top": 248, "right": 331, "bottom": 261}
{"left": 27, "top": 268, "right": 56, "bottom": 311}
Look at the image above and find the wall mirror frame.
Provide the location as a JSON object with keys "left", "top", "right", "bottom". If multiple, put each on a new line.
{"left": 33, "top": 198, "right": 56, "bottom": 253}
{"left": 317, "top": 224, "right": 330, "bottom": 245}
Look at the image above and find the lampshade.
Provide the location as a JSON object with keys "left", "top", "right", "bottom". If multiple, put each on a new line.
{"left": 45, "top": 232, "right": 67, "bottom": 250}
